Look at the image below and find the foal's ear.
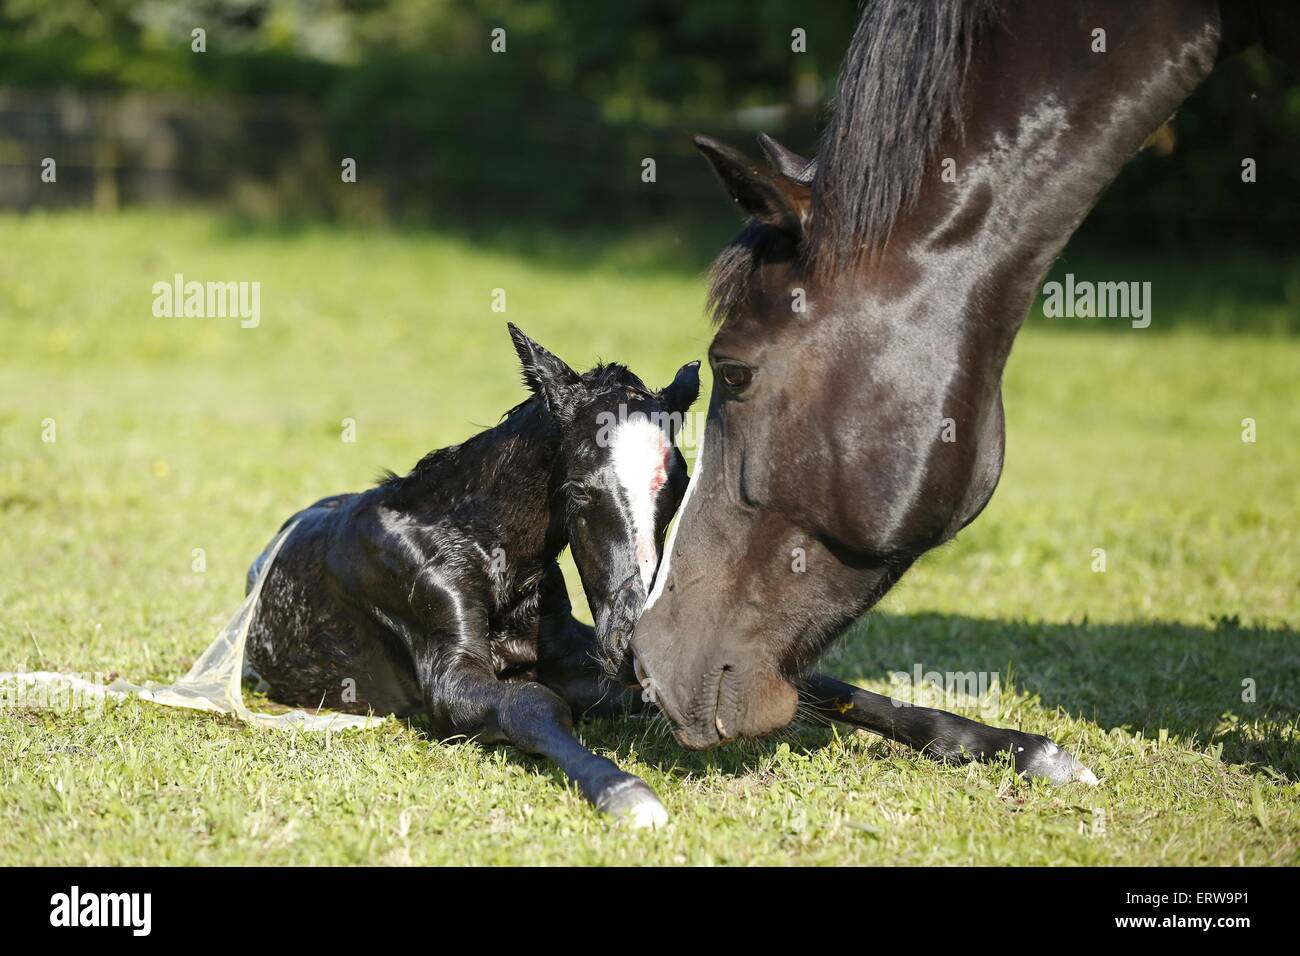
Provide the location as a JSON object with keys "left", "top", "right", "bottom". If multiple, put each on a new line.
{"left": 693, "top": 134, "right": 811, "bottom": 237}
{"left": 659, "top": 360, "right": 701, "bottom": 441}
{"left": 507, "top": 323, "right": 581, "bottom": 420}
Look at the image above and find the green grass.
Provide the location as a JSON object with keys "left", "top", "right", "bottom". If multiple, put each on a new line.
{"left": 1, "top": 209, "right": 1298, "bottom": 865}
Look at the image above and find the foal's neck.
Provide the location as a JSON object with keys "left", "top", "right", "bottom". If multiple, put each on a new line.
{"left": 396, "top": 398, "right": 566, "bottom": 576}
{"left": 472, "top": 400, "right": 568, "bottom": 570}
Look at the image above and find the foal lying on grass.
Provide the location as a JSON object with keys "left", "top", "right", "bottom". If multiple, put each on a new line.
{"left": 244, "top": 324, "right": 698, "bottom": 826}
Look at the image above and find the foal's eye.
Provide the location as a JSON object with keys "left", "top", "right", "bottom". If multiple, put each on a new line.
{"left": 715, "top": 361, "right": 754, "bottom": 395}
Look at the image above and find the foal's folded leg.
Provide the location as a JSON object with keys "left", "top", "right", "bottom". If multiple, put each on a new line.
{"left": 536, "top": 612, "right": 652, "bottom": 719}
{"left": 798, "top": 672, "right": 1098, "bottom": 785}
{"left": 541, "top": 667, "right": 651, "bottom": 720}
{"left": 428, "top": 658, "right": 669, "bottom": 828}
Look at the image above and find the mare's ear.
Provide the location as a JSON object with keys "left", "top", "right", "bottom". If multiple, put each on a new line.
{"left": 659, "top": 360, "right": 701, "bottom": 442}
{"left": 693, "top": 134, "right": 811, "bottom": 237}
{"left": 756, "top": 133, "right": 815, "bottom": 184}
{"left": 508, "top": 323, "right": 581, "bottom": 421}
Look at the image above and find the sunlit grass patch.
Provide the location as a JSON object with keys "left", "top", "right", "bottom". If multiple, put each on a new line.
{"left": 1, "top": 210, "right": 1297, "bottom": 864}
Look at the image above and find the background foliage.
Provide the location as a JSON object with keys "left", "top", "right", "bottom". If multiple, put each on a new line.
{"left": 1, "top": 0, "right": 1297, "bottom": 244}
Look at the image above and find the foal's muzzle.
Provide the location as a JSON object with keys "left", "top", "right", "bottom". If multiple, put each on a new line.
{"left": 595, "top": 573, "right": 646, "bottom": 683}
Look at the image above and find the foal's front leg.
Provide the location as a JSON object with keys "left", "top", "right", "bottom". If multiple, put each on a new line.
{"left": 535, "top": 588, "right": 651, "bottom": 719}
{"left": 423, "top": 653, "right": 668, "bottom": 828}
{"left": 798, "top": 672, "right": 1098, "bottom": 785}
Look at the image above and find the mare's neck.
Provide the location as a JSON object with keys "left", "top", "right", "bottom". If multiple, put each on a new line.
{"left": 877, "top": 1, "right": 1221, "bottom": 361}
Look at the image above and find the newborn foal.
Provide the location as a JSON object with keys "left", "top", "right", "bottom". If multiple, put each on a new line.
{"left": 244, "top": 324, "right": 698, "bottom": 825}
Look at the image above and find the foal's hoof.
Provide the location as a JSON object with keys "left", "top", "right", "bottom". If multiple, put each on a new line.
{"left": 1016, "top": 735, "right": 1099, "bottom": 786}
{"left": 597, "top": 778, "right": 669, "bottom": 830}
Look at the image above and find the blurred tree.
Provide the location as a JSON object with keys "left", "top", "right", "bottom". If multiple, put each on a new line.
{"left": 0, "top": 0, "right": 1294, "bottom": 244}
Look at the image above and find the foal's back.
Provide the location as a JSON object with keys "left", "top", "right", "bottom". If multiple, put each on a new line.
{"left": 242, "top": 401, "right": 560, "bottom": 717}
{"left": 244, "top": 492, "right": 429, "bottom": 716}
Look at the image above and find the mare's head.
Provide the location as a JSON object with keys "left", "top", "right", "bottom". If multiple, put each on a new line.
{"left": 630, "top": 0, "right": 1012, "bottom": 748}
{"left": 629, "top": 0, "right": 1224, "bottom": 750}
{"left": 508, "top": 324, "right": 700, "bottom": 677}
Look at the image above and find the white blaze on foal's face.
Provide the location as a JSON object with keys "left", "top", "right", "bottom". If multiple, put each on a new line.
{"left": 610, "top": 417, "right": 671, "bottom": 591}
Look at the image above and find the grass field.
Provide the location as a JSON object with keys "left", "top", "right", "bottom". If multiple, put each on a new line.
{"left": 1, "top": 209, "right": 1298, "bottom": 865}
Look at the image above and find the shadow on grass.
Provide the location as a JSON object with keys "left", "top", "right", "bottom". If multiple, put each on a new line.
{"left": 560, "top": 611, "right": 1299, "bottom": 784}
{"left": 827, "top": 612, "right": 1300, "bottom": 781}
{"left": 209, "top": 210, "right": 737, "bottom": 281}
{"left": 206, "top": 213, "right": 1300, "bottom": 335}
{"left": 235, "top": 607, "right": 1299, "bottom": 785}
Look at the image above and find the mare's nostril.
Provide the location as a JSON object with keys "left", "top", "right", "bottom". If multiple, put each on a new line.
{"left": 714, "top": 664, "right": 736, "bottom": 741}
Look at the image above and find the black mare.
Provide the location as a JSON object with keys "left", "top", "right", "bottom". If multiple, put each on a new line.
{"left": 628, "top": 0, "right": 1297, "bottom": 805}
{"left": 245, "top": 324, "right": 699, "bottom": 826}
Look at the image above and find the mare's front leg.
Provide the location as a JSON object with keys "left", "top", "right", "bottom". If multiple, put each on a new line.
{"left": 417, "top": 643, "right": 668, "bottom": 828}
{"left": 798, "top": 672, "right": 1098, "bottom": 785}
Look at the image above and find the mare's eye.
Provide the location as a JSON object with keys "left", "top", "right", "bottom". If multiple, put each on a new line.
{"left": 715, "top": 360, "right": 754, "bottom": 395}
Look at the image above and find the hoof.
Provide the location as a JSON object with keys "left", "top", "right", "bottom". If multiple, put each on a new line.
{"left": 596, "top": 778, "right": 669, "bottom": 829}
{"left": 1016, "top": 735, "right": 1099, "bottom": 786}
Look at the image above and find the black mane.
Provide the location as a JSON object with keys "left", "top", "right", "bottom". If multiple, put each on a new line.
{"left": 706, "top": 0, "right": 998, "bottom": 323}
{"left": 809, "top": 0, "right": 999, "bottom": 273}
{"left": 579, "top": 361, "right": 651, "bottom": 397}
{"left": 706, "top": 221, "right": 797, "bottom": 324}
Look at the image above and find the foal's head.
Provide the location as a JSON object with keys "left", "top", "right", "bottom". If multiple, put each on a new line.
{"left": 508, "top": 324, "right": 700, "bottom": 677}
